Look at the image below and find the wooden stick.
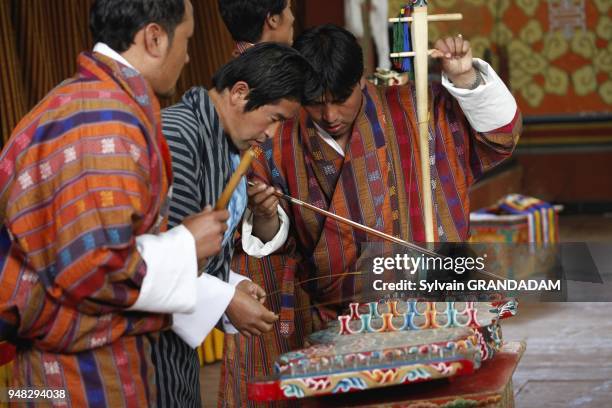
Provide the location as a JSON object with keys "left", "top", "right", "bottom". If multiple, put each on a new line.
{"left": 215, "top": 148, "right": 256, "bottom": 210}
{"left": 412, "top": 4, "right": 435, "bottom": 244}
{"left": 389, "top": 5, "right": 464, "bottom": 243}
{"left": 247, "top": 181, "right": 441, "bottom": 258}
{"left": 390, "top": 49, "right": 435, "bottom": 58}
{"left": 388, "top": 13, "right": 462, "bottom": 23}
{"left": 247, "top": 182, "right": 510, "bottom": 282}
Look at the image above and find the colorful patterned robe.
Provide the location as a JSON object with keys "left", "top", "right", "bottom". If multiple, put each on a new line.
{"left": 0, "top": 52, "right": 173, "bottom": 407}
{"left": 220, "top": 82, "right": 522, "bottom": 407}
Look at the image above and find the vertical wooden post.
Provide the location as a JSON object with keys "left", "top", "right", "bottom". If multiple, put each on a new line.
{"left": 412, "top": 1, "right": 435, "bottom": 244}
{"left": 389, "top": 2, "right": 463, "bottom": 245}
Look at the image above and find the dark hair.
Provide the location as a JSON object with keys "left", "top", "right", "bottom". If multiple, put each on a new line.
{"left": 212, "top": 42, "right": 320, "bottom": 112}
{"left": 294, "top": 24, "right": 363, "bottom": 104}
{"left": 90, "top": 0, "right": 186, "bottom": 53}
{"left": 218, "top": 0, "right": 287, "bottom": 43}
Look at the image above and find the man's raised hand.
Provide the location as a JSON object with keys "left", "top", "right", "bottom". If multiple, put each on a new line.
{"left": 182, "top": 205, "right": 229, "bottom": 267}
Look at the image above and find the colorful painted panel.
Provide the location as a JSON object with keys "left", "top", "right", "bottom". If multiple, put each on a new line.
{"left": 302, "top": 341, "right": 526, "bottom": 407}
{"left": 248, "top": 357, "right": 476, "bottom": 402}
{"left": 390, "top": 0, "right": 611, "bottom": 117}
{"left": 278, "top": 359, "right": 475, "bottom": 400}
{"left": 279, "top": 326, "right": 480, "bottom": 374}
{"left": 248, "top": 299, "right": 515, "bottom": 401}
{"left": 520, "top": 119, "right": 612, "bottom": 148}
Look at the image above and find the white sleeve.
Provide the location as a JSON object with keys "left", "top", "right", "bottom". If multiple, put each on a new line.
{"left": 241, "top": 205, "right": 290, "bottom": 258}
{"left": 441, "top": 58, "right": 518, "bottom": 132}
{"left": 128, "top": 225, "right": 198, "bottom": 314}
{"left": 172, "top": 274, "right": 236, "bottom": 348}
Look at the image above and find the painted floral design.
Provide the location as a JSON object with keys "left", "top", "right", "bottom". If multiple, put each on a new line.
{"left": 392, "top": 0, "right": 612, "bottom": 113}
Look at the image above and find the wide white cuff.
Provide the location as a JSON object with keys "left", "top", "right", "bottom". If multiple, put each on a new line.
{"left": 228, "top": 270, "right": 250, "bottom": 286}
{"left": 241, "top": 205, "right": 290, "bottom": 257}
{"left": 441, "top": 58, "right": 518, "bottom": 132}
{"left": 129, "top": 225, "right": 198, "bottom": 314}
{"left": 172, "top": 274, "right": 236, "bottom": 348}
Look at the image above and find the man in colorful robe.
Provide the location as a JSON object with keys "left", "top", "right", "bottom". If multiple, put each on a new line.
{"left": 0, "top": 0, "right": 270, "bottom": 406}
{"left": 220, "top": 24, "right": 522, "bottom": 406}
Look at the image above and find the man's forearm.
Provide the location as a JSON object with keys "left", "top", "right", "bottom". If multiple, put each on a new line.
{"left": 447, "top": 66, "right": 482, "bottom": 90}
{"left": 252, "top": 213, "right": 281, "bottom": 242}
{"left": 242, "top": 206, "right": 290, "bottom": 257}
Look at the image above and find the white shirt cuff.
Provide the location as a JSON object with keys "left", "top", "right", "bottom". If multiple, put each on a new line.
{"left": 172, "top": 274, "right": 236, "bottom": 348}
{"left": 441, "top": 58, "right": 518, "bottom": 132}
{"left": 228, "top": 270, "right": 250, "bottom": 286}
{"left": 129, "top": 225, "right": 198, "bottom": 314}
{"left": 241, "top": 205, "right": 290, "bottom": 257}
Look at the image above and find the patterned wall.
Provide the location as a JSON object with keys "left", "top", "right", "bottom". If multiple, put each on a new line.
{"left": 389, "top": 0, "right": 611, "bottom": 117}
{"left": 0, "top": 0, "right": 234, "bottom": 146}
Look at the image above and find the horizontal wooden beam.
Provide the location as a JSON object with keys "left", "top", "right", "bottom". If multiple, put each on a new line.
{"left": 389, "top": 13, "right": 463, "bottom": 23}
{"left": 390, "top": 49, "right": 435, "bottom": 58}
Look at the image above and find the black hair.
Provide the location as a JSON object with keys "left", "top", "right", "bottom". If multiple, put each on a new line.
{"left": 90, "top": 0, "right": 186, "bottom": 53}
{"left": 218, "top": 0, "right": 287, "bottom": 43}
{"left": 212, "top": 42, "right": 320, "bottom": 112}
{"left": 293, "top": 24, "right": 364, "bottom": 104}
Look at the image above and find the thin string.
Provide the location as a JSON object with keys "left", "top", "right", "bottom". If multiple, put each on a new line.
{"left": 262, "top": 268, "right": 508, "bottom": 309}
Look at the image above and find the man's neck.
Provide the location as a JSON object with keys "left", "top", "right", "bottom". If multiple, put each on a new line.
{"left": 313, "top": 122, "right": 352, "bottom": 157}
{"left": 334, "top": 131, "right": 351, "bottom": 152}
{"left": 208, "top": 89, "right": 234, "bottom": 145}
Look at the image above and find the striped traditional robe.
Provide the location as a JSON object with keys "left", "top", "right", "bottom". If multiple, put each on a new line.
{"left": 152, "top": 87, "right": 247, "bottom": 407}
{"left": 162, "top": 87, "right": 245, "bottom": 281}
{"left": 220, "top": 81, "right": 522, "bottom": 407}
{"left": 0, "top": 52, "right": 173, "bottom": 407}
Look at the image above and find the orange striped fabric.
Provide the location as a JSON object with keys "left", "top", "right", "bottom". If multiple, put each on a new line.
{"left": 0, "top": 52, "right": 172, "bottom": 407}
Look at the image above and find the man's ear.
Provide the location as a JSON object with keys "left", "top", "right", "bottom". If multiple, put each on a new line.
{"left": 359, "top": 77, "right": 367, "bottom": 90}
{"left": 142, "top": 22, "right": 169, "bottom": 58}
{"left": 229, "top": 81, "right": 250, "bottom": 110}
{"left": 265, "top": 12, "right": 281, "bottom": 30}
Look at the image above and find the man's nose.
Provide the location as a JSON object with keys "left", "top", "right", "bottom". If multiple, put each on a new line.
{"left": 323, "top": 104, "right": 338, "bottom": 123}
{"left": 264, "top": 121, "right": 281, "bottom": 139}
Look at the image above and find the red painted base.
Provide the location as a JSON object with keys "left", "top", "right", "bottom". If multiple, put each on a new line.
{"left": 248, "top": 358, "right": 477, "bottom": 402}
{"left": 298, "top": 341, "right": 525, "bottom": 407}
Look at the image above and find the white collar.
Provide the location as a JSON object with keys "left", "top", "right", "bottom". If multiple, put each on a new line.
{"left": 93, "top": 42, "right": 138, "bottom": 72}
{"left": 313, "top": 122, "right": 345, "bottom": 157}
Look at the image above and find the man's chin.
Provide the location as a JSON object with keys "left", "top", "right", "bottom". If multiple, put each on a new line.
{"left": 326, "top": 126, "right": 346, "bottom": 137}
{"left": 156, "top": 87, "right": 177, "bottom": 99}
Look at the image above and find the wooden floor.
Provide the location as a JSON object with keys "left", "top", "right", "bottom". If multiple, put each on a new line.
{"left": 507, "top": 215, "right": 612, "bottom": 408}
{"left": 201, "top": 215, "right": 612, "bottom": 407}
